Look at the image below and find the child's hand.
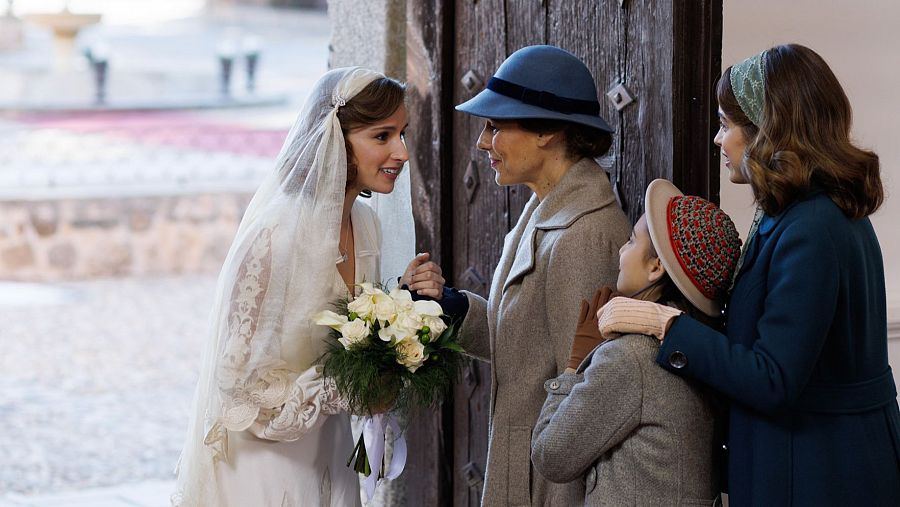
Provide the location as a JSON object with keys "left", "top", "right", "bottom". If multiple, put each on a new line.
{"left": 566, "top": 287, "right": 619, "bottom": 371}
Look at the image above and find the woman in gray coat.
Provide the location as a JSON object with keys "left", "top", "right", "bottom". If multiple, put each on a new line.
{"left": 446, "top": 45, "right": 631, "bottom": 506}
{"left": 532, "top": 180, "right": 741, "bottom": 506}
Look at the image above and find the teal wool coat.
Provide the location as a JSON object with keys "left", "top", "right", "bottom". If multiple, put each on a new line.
{"left": 658, "top": 190, "right": 900, "bottom": 506}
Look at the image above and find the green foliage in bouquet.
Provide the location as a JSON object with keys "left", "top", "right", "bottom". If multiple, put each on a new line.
{"left": 316, "top": 282, "right": 467, "bottom": 417}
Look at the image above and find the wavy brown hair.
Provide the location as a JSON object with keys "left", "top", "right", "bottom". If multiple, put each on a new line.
{"left": 717, "top": 44, "right": 883, "bottom": 218}
{"left": 337, "top": 76, "right": 406, "bottom": 190}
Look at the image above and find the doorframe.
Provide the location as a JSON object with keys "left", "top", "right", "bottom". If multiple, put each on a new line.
{"left": 403, "top": 1, "right": 723, "bottom": 504}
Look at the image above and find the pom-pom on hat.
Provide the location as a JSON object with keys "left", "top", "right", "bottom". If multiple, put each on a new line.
{"left": 455, "top": 45, "right": 613, "bottom": 133}
{"left": 645, "top": 179, "right": 742, "bottom": 317}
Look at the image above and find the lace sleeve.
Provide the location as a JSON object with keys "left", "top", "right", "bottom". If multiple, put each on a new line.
{"left": 212, "top": 227, "right": 298, "bottom": 434}
{"left": 247, "top": 366, "right": 350, "bottom": 442}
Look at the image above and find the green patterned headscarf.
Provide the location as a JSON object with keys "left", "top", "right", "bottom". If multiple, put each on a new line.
{"left": 730, "top": 50, "right": 768, "bottom": 126}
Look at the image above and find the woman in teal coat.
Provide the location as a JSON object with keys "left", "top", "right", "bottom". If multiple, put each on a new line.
{"left": 597, "top": 43, "right": 900, "bottom": 505}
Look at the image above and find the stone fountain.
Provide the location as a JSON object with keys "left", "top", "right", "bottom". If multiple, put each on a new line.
{"left": 24, "top": 1, "right": 102, "bottom": 71}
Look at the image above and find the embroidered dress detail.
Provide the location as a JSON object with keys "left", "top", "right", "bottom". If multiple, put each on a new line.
{"left": 215, "top": 227, "right": 293, "bottom": 432}
{"left": 247, "top": 367, "right": 348, "bottom": 442}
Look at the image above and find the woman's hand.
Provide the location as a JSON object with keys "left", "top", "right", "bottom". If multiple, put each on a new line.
{"left": 399, "top": 252, "right": 445, "bottom": 299}
{"left": 566, "top": 287, "right": 619, "bottom": 371}
{"left": 595, "top": 297, "right": 684, "bottom": 341}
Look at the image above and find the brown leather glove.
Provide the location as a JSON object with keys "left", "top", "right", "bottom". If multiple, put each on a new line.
{"left": 566, "top": 287, "right": 620, "bottom": 371}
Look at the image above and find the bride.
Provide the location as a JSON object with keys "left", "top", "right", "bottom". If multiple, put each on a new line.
{"left": 172, "top": 67, "right": 445, "bottom": 507}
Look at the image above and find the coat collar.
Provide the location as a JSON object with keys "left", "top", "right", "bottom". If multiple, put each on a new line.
{"left": 736, "top": 187, "right": 828, "bottom": 278}
{"left": 532, "top": 157, "right": 618, "bottom": 230}
{"left": 757, "top": 187, "right": 827, "bottom": 236}
{"left": 501, "top": 158, "right": 617, "bottom": 293}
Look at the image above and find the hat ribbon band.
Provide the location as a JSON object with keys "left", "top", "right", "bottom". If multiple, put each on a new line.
{"left": 486, "top": 77, "right": 601, "bottom": 116}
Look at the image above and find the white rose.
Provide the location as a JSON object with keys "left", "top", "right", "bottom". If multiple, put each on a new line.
{"left": 395, "top": 336, "right": 426, "bottom": 373}
{"left": 313, "top": 310, "right": 349, "bottom": 331}
{"left": 372, "top": 292, "right": 398, "bottom": 323}
{"left": 393, "top": 308, "right": 424, "bottom": 331}
{"left": 338, "top": 318, "right": 371, "bottom": 349}
{"left": 422, "top": 315, "right": 447, "bottom": 337}
{"left": 347, "top": 294, "right": 375, "bottom": 320}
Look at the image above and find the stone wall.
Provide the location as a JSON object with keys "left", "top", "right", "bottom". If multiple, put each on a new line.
{"left": 0, "top": 193, "right": 252, "bottom": 281}
{"left": 327, "top": 0, "right": 406, "bottom": 79}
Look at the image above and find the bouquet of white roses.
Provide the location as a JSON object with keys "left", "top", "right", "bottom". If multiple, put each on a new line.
{"left": 313, "top": 282, "right": 464, "bottom": 490}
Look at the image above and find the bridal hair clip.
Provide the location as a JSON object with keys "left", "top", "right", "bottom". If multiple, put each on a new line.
{"left": 332, "top": 93, "right": 347, "bottom": 108}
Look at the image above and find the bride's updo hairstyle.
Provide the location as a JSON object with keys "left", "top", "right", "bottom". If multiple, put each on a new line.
{"left": 337, "top": 77, "right": 406, "bottom": 190}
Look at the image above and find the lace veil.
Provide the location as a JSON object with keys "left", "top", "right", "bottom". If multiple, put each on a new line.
{"left": 173, "top": 67, "right": 415, "bottom": 504}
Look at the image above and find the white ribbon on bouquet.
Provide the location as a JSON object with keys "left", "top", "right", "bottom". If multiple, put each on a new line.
{"left": 361, "top": 413, "right": 407, "bottom": 502}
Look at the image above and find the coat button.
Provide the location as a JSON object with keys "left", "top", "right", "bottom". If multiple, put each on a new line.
{"left": 668, "top": 351, "right": 688, "bottom": 369}
{"left": 549, "top": 380, "right": 560, "bottom": 390}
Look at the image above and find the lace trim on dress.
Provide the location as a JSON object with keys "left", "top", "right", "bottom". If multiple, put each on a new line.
{"left": 204, "top": 228, "right": 295, "bottom": 458}
{"left": 247, "top": 367, "right": 349, "bottom": 442}
{"left": 201, "top": 227, "right": 353, "bottom": 459}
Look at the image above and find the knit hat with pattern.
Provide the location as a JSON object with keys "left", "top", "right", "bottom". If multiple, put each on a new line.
{"left": 645, "top": 179, "right": 742, "bottom": 317}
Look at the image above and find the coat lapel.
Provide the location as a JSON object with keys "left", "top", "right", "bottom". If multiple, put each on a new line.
{"left": 499, "top": 159, "right": 616, "bottom": 295}
{"left": 490, "top": 195, "right": 537, "bottom": 319}
{"left": 736, "top": 207, "right": 793, "bottom": 279}
{"left": 502, "top": 220, "right": 537, "bottom": 293}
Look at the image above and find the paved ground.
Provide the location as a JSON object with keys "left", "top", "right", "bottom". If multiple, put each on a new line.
{"left": 0, "top": 4, "right": 331, "bottom": 505}
{"left": 0, "top": 111, "right": 285, "bottom": 199}
{"left": 0, "top": 275, "right": 216, "bottom": 505}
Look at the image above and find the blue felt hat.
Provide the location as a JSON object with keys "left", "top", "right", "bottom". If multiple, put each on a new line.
{"left": 456, "top": 45, "right": 613, "bottom": 133}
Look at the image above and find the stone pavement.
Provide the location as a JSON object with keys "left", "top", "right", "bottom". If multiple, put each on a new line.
{"left": 0, "top": 4, "right": 332, "bottom": 505}
{"left": 0, "top": 275, "right": 216, "bottom": 505}
{"left": 0, "top": 480, "right": 173, "bottom": 507}
{"left": 0, "top": 111, "right": 284, "bottom": 199}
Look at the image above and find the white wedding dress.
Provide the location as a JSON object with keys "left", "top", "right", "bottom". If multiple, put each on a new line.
{"left": 172, "top": 68, "right": 414, "bottom": 507}
{"left": 207, "top": 201, "right": 380, "bottom": 507}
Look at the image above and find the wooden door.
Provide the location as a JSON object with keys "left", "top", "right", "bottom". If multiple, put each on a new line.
{"left": 405, "top": 1, "right": 722, "bottom": 505}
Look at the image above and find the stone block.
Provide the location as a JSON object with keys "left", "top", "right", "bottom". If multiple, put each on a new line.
{"left": 86, "top": 241, "right": 132, "bottom": 276}
{"left": 72, "top": 201, "right": 121, "bottom": 229}
{"left": 29, "top": 203, "right": 59, "bottom": 237}
{"left": 48, "top": 243, "right": 77, "bottom": 270}
{"left": 1, "top": 244, "right": 35, "bottom": 270}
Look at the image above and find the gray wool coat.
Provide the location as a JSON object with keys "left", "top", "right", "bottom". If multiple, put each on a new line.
{"left": 532, "top": 333, "right": 721, "bottom": 506}
{"left": 458, "top": 158, "right": 631, "bottom": 507}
